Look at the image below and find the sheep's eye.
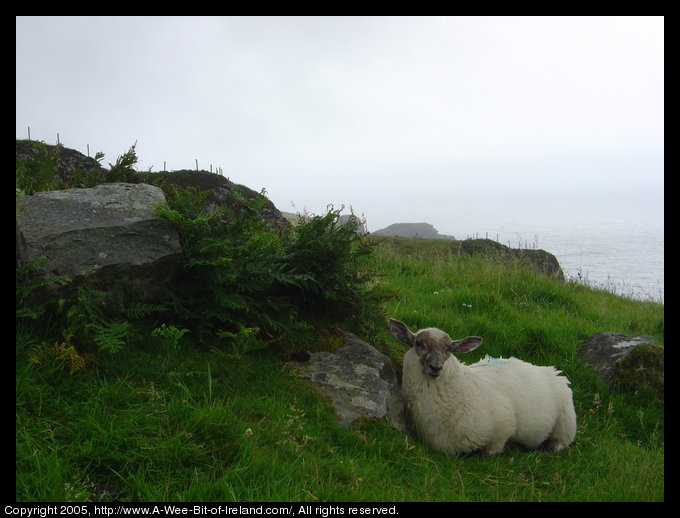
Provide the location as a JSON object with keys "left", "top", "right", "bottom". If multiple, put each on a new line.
{"left": 414, "top": 340, "right": 425, "bottom": 350}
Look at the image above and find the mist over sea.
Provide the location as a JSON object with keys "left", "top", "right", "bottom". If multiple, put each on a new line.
{"left": 455, "top": 191, "right": 663, "bottom": 303}
{"left": 368, "top": 189, "right": 664, "bottom": 303}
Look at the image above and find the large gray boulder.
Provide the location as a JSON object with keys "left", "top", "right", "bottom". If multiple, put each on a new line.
{"left": 288, "top": 332, "right": 406, "bottom": 431}
{"left": 16, "top": 182, "right": 182, "bottom": 301}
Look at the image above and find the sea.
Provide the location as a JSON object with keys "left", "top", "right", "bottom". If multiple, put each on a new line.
{"left": 427, "top": 190, "right": 664, "bottom": 304}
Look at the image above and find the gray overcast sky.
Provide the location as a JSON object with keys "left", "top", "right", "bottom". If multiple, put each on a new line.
{"left": 16, "top": 16, "right": 663, "bottom": 233}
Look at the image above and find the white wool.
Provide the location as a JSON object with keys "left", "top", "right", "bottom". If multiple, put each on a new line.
{"left": 392, "top": 319, "right": 577, "bottom": 455}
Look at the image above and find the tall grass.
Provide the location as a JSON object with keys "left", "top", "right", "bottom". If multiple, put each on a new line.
{"left": 16, "top": 237, "right": 663, "bottom": 502}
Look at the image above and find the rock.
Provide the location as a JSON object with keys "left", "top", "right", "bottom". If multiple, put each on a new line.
{"left": 515, "top": 248, "right": 565, "bottom": 280}
{"left": 612, "top": 343, "right": 664, "bottom": 400}
{"left": 369, "top": 230, "right": 564, "bottom": 279}
{"left": 337, "top": 214, "right": 367, "bottom": 235}
{"left": 460, "top": 239, "right": 564, "bottom": 279}
{"left": 372, "top": 222, "right": 455, "bottom": 240}
{"left": 288, "top": 332, "right": 406, "bottom": 430}
{"left": 147, "top": 170, "right": 289, "bottom": 229}
{"left": 16, "top": 182, "right": 182, "bottom": 302}
{"left": 16, "top": 140, "right": 107, "bottom": 186}
{"left": 577, "top": 332, "right": 660, "bottom": 386}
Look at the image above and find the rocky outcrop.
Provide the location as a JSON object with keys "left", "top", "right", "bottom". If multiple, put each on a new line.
{"left": 514, "top": 248, "right": 564, "bottom": 279}
{"left": 16, "top": 140, "right": 107, "bottom": 186}
{"left": 371, "top": 230, "right": 564, "bottom": 279}
{"left": 148, "top": 170, "right": 289, "bottom": 229}
{"left": 16, "top": 182, "right": 182, "bottom": 302}
{"left": 16, "top": 140, "right": 289, "bottom": 230}
{"left": 459, "top": 238, "right": 564, "bottom": 280}
{"left": 577, "top": 332, "right": 663, "bottom": 399}
{"left": 372, "top": 222, "right": 455, "bottom": 240}
{"left": 288, "top": 332, "right": 406, "bottom": 430}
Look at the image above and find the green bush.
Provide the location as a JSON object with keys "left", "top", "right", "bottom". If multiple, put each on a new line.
{"left": 16, "top": 140, "right": 387, "bottom": 357}
{"left": 16, "top": 139, "right": 138, "bottom": 197}
{"left": 16, "top": 141, "right": 63, "bottom": 195}
{"left": 105, "top": 142, "right": 140, "bottom": 183}
{"left": 283, "top": 209, "right": 391, "bottom": 336}
{"left": 155, "top": 188, "right": 387, "bottom": 353}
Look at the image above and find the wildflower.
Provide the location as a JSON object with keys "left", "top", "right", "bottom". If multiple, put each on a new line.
{"left": 592, "top": 393, "right": 602, "bottom": 411}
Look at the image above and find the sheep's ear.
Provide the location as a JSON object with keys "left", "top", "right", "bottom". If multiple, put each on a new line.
{"left": 388, "top": 318, "right": 416, "bottom": 347}
{"left": 449, "top": 336, "right": 482, "bottom": 354}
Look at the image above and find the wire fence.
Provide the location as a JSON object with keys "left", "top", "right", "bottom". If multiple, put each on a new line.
{"left": 22, "top": 126, "right": 225, "bottom": 176}
{"left": 464, "top": 231, "right": 540, "bottom": 250}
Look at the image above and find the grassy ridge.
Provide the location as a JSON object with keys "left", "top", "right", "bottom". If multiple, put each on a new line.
{"left": 371, "top": 238, "right": 663, "bottom": 447}
{"left": 16, "top": 236, "right": 663, "bottom": 502}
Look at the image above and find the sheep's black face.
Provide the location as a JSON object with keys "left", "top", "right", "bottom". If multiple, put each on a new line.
{"left": 414, "top": 330, "right": 452, "bottom": 378}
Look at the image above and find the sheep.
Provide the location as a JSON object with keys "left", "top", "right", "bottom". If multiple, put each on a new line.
{"left": 388, "top": 318, "right": 576, "bottom": 455}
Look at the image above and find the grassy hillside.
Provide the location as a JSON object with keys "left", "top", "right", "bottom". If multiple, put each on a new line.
{"left": 16, "top": 234, "right": 663, "bottom": 502}
{"left": 16, "top": 141, "right": 663, "bottom": 502}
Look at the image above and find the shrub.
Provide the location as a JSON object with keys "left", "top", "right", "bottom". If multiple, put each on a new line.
{"left": 282, "top": 209, "right": 388, "bottom": 333}
{"left": 105, "top": 142, "right": 140, "bottom": 183}
{"left": 16, "top": 139, "right": 387, "bottom": 357}
{"left": 156, "top": 190, "right": 387, "bottom": 352}
{"left": 15, "top": 141, "right": 63, "bottom": 195}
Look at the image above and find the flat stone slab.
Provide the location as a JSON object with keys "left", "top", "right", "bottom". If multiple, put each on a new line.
{"left": 288, "top": 332, "right": 405, "bottom": 430}
{"left": 16, "top": 182, "right": 182, "bottom": 301}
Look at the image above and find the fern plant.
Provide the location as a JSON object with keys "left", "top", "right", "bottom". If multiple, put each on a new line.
{"left": 106, "top": 142, "right": 141, "bottom": 183}
{"left": 27, "top": 341, "right": 87, "bottom": 375}
{"left": 59, "top": 287, "right": 167, "bottom": 355}
{"left": 155, "top": 186, "right": 388, "bottom": 351}
{"left": 156, "top": 187, "right": 314, "bottom": 349}
{"left": 89, "top": 320, "right": 130, "bottom": 354}
{"left": 16, "top": 140, "right": 108, "bottom": 193}
{"left": 16, "top": 257, "right": 69, "bottom": 320}
{"left": 282, "top": 207, "right": 388, "bottom": 334}
{"left": 17, "top": 144, "right": 388, "bottom": 359}
{"left": 151, "top": 324, "right": 190, "bottom": 351}
{"left": 15, "top": 141, "right": 63, "bottom": 195}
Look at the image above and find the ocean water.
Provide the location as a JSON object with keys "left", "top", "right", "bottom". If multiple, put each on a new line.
{"left": 435, "top": 191, "right": 664, "bottom": 303}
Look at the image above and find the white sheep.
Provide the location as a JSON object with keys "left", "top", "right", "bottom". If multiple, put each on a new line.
{"left": 388, "top": 319, "right": 577, "bottom": 455}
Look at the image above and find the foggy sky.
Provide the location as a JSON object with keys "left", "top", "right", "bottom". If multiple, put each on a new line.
{"left": 16, "top": 16, "right": 664, "bottom": 233}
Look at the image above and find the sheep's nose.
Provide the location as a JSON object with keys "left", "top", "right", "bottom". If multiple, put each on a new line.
{"left": 426, "top": 365, "right": 442, "bottom": 377}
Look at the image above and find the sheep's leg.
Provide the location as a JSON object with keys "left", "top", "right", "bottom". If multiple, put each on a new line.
{"left": 544, "top": 404, "right": 577, "bottom": 452}
{"left": 483, "top": 440, "right": 507, "bottom": 456}
{"left": 539, "top": 437, "right": 568, "bottom": 452}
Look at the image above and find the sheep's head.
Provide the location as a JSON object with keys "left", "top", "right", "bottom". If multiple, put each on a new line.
{"left": 388, "top": 319, "right": 482, "bottom": 378}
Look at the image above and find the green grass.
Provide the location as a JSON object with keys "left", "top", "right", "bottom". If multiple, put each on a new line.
{"left": 16, "top": 238, "right": 663, "bottom": 502}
